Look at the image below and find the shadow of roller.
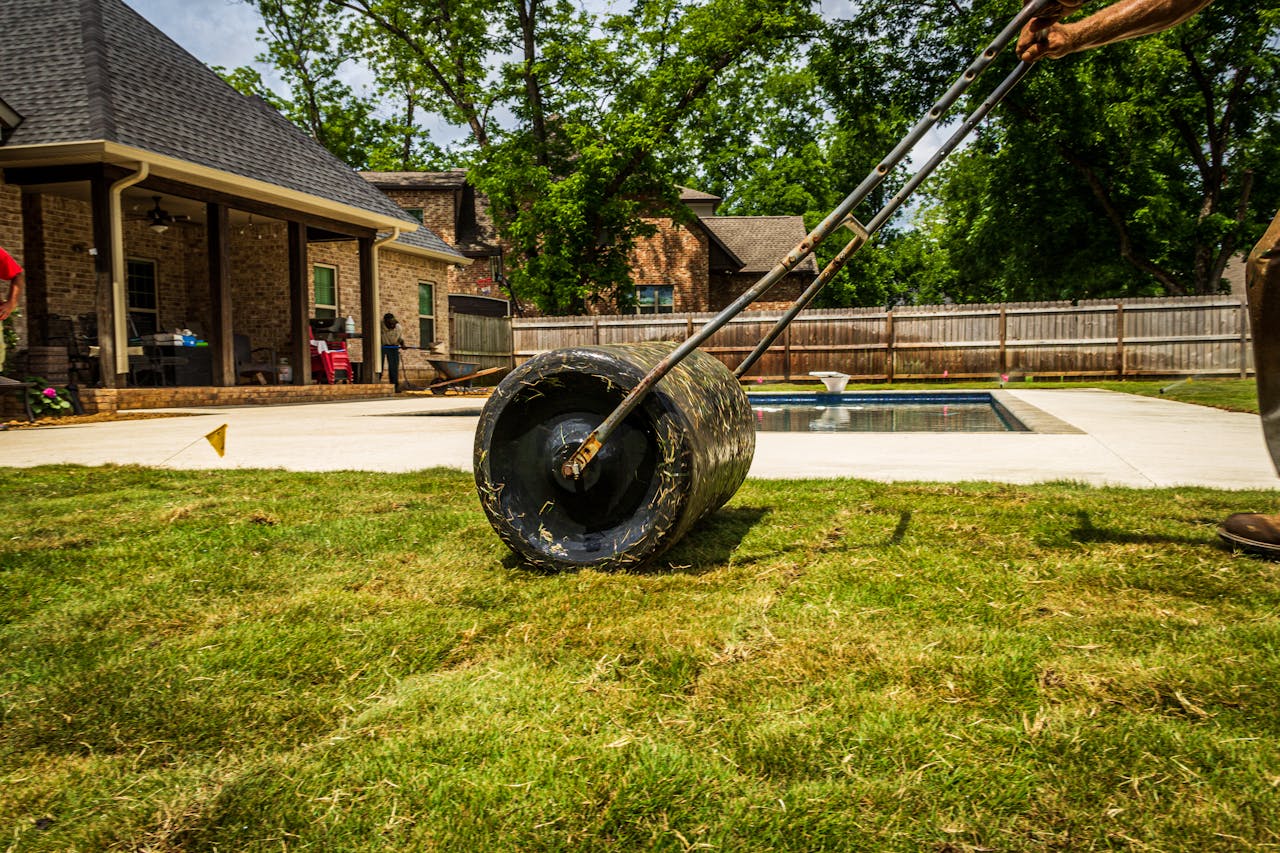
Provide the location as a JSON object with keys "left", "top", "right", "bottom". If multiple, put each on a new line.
{"left": 474, "top": 342, "right": 755, "bottom": 572}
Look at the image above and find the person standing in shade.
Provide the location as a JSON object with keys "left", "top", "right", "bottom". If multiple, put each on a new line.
{"left": 1017, "top": 0, "right": 1280, "bottom": 556}
{"left": 0, "top": 245, "right": 24, "bottom": 379}
{"left": 381, "top": 312, "right": 406, "bottom": 392}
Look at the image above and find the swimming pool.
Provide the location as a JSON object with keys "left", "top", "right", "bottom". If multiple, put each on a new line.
{"left": 748, "top": 392, "right": 1030, "bottom": 433}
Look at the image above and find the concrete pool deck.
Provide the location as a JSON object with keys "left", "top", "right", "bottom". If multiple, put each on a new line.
{"left": 2, "top": 388, "right": 1278, "bottom": 490}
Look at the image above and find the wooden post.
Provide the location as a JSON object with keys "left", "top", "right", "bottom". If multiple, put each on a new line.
{"left": 998, "top": 306, "right": 1007, "bottom": 376}
{"left": 287, "top": 221, "right": 311, "bottom": 385}
{"left": 592, "top": 316, "right": 600, "bottom": 345}
{"left": 89, "top": 171, "right": 118, "bottom": 388}
{"left": 206, "top": 203, "right": 234, "bottom": 386}
{"left": 783, "top": 322, "right": 792, "bottom": 382}
{"left": 358, "top": 235, "right": 377, "bottom": 383}
{"left": 1116, "top": 303, "right": 1125, "bottom": 378}
{"left": 1240, "top": 296, "right": 1250, "bottom": 378}
{"left": 885, "top": 310, "right": 895, "bottom": 383}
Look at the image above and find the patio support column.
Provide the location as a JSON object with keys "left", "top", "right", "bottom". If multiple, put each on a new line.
{"left": 89, "top": 172, "right": 119, "bottom": 388}
{"left": 287, "top": 220, "right": 311, "bottom": 385}
{"left": 207, "top": 203, "right": 234, "bottom": 386}
{"left": 358, "top": 235, "right": 377, "bottom": 384}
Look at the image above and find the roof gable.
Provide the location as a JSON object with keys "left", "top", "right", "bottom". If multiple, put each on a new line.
{"left": 0, "top": 0, "right": 428, "bottom": 231}
{"left": 700, "top": 216, "right": 818, "bottom": 274}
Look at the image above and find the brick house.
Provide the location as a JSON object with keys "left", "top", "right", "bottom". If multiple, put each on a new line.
{"left": 0, "top": 0, "right": 468, "bottom": 399}
{"left": 360, "top": 173, "right": 816, "bottom": 316}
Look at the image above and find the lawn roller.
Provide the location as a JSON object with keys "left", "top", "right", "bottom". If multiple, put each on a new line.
{"left": 474, "top": 0, "right": 1058, "bottom": 572}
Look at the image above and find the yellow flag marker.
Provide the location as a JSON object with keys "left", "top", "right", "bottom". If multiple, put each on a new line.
{"left": 205, "top": 424, "right": 228, "bottom": 457}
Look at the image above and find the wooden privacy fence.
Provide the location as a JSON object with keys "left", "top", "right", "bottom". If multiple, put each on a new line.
{"left": 512, "top": 295, "right": 1254, "bottom": 381}
{"left": 451, "top": 312, "right": 515, "bottom": 374}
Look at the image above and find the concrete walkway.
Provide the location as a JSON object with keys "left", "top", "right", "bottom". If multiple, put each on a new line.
{"left": 2, "top": 389, "right": 1278, "bottom": 489}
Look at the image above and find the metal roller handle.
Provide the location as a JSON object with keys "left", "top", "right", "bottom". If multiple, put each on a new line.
{"left": 735, "top": 58, "right": 1037, "bottom": 377}
{"left": 560, "top": 0, "right": 1056, "bottom": 480}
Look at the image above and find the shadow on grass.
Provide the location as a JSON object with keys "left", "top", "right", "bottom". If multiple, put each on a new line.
{"left": 496, "top": 506, "right": 772, "bottom": 576}
{"left": 656, "top": 506, "right": 772, "bottom": 574}
{"left": 1070, "top": 510, "right": 1209, "bottom": 547}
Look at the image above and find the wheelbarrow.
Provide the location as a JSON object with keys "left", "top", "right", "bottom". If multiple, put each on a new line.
{"left": 427, "top": 358, "right": 504, "bottom": 393}
{"left": 475, "top": 0, "right": 1061, "bottom": 571}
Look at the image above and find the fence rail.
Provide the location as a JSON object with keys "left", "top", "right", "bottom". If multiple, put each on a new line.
{"left": 512, "top": 296, "right": 1254, "bottom": 381}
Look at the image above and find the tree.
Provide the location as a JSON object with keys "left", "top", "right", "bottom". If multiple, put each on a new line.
{"left": 799, "top": 0, "right": 1279, "bottom": 304}
{"left": 236, "top": 0, "right": 817, "bottom": 314}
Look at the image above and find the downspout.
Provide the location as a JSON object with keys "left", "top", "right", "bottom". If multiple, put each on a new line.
{"left": 368, "top": 226, "right": 401, "bottom": 345}
{"left": 108, "top": 162, "right": 149, "bottom": 376}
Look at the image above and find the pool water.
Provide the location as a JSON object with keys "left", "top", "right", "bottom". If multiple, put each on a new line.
{"left": 748, "top": 393, "right": 1028, "bottom": 433}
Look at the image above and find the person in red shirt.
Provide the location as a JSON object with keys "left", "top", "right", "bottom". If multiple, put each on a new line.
{"left": 0, "top": 245, "right": 23, "bottom": 377}
{"left": 1017, "top": 0, "right": 1280, "bottom": 555}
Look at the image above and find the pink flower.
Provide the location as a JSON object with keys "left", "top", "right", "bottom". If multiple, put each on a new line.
{"left": 42, "top": 387, "right": 57, "bottom": 399}
{"left": 1000, "top": 374, "right": 1009, "bottom": 384}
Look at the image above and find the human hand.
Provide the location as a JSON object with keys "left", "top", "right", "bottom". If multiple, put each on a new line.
{"left": 1017, "top": 0, "right": 1085, "bottom": 61}
{"left": 1017, "top": 17, "right": 1077, "bottom": 60}
{"left": 0, "top": 300, "right": 14, "bottom": 322}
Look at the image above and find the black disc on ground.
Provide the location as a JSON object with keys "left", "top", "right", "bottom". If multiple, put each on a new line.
{"left": 474, "top": 342, "right": 754, "bottom": 572}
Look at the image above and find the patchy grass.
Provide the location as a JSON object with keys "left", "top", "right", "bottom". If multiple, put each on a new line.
{"left": 749, "top": 377, "right": 1260, "bottom": 414}
{"left": 3, "top": 466, "right": 1279, "bottom": 851}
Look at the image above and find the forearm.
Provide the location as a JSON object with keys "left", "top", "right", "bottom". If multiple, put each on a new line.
{"left": 1058, "top": 0, "right": 1215, "bottom": 55}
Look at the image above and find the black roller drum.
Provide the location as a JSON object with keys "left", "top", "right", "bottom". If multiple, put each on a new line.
{"left": 474, "top": 341, "right": 755, "bottom": 572}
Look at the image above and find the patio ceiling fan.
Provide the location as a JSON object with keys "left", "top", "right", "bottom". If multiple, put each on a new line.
{"left": 129, "top": 196, "right": 193, "bottom": 234}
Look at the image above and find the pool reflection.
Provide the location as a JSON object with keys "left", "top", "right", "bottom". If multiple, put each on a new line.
{"left": 752, "top": 402, "right": 1015, "bottom": 433}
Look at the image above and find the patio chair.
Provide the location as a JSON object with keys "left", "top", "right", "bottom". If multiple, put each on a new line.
{"left": 235, "top": 334, "right": 279, "bottom": 385}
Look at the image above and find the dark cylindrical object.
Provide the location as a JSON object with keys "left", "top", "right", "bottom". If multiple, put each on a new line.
{"left": 474, "top": 341, "right": 755, "bottom": 572}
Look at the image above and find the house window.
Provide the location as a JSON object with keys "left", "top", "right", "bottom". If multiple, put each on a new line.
{"left": 313, "top": 264, "right": 338, "bottom": 319}
{"left": 126, "top": 258, "right": 158, "bottom": 337}
{"left": 636, "top": 285, "right": 674, "bottom": 315}
{"left": 418, "top": 281, "right": 435, "bottom": 344}
{"left": 489, "top": 254, "right": 503, "bottom": 281}
{"left": 406, "top": 208, "right": 424, "bottom": 224}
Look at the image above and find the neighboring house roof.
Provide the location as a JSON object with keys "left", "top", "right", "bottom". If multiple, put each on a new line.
{"left": 678, "top": 186, "right": 722, "bottom": 205}
{"left": 699, "top": 216, "right": 818, "bottom": 274}
{"left": 361, "top": 170, "right": 469, "bottom": 191}
{"left": 0, "top": 0, "right": 463, "bottom": 258}
{"left": 361, "top": 170, "right": 500, "bottom": 257}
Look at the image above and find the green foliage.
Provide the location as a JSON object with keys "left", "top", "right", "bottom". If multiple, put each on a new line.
{"left": 23, "top": 379, "right": 72, "bottom": 418}
{"left": 4, "top": 467, "right": 1280, "bottom": 849}
{"left": 237, "top": 0, "right": 816, "bottom": 313}
{"left": 923, "top": 0, "right": 1280, "bottom": 301}
{"left": 1, "top": 316, "right": 17, "bottom": 374}
{"left": 233, "top": 0, "right": 1273, "bottom": 311}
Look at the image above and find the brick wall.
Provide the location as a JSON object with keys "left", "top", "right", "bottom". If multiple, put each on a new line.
{"left": 379, "top": 188, "right": 458, "bottom": 245}
{"left": 305, "top": 241, "right": 451, "bottom": 374}
{"left": 626, "top": 217, "right": 710, "bottom": 313}
{"left": 709, "top": 271, "right": 809, "bottom": 312}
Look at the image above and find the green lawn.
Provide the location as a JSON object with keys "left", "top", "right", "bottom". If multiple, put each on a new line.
{"left": 4, "top": 466, "right": 1279, "bottom": 850}
{"left": 750, "top": 377, "right": 1261, "bottom": 414}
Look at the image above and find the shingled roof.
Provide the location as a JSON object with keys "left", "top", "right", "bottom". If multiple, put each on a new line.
{"left": 699, "top": 216, "right": 818, "bottom": 274}
{"left": 0, "top": 0, "right": 459, "bottom": 252}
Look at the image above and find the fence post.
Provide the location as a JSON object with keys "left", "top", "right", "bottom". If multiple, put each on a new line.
{"left": 783, "top": 322, "right": 792, "bottom": 383}
{"left": 885, "top": 310, "right": 895, "bottom": 383}
{"left": 1116, "top": 303, "right": 1125, "bottom": 378}
{"left": 592, "top": 316, "right": 600, "bottom": 345}
{"left": 1240, "top": 297, "right": 1249, "bottom": 378}
{"left": 998, "top": 307, "right": 1007, "bottom": 376}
